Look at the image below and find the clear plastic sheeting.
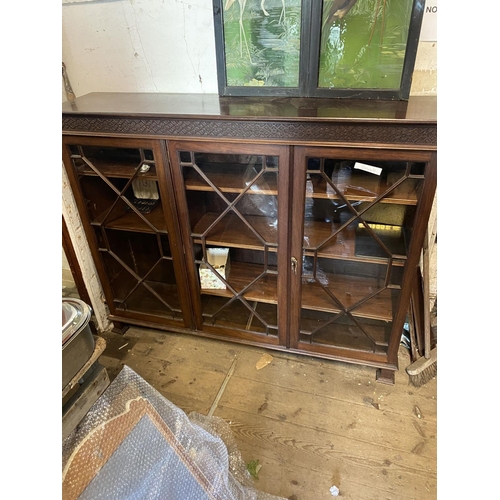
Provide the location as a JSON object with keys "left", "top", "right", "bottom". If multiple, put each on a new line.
{"left": 62, "top": 366, "right": 285, "bottom": 500}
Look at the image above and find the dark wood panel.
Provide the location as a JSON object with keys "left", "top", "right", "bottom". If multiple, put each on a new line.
{"left": 63, "top": 116, "right": 437, "bottom": 148}
{"left": 62, "top": 93, "right": 437, "bottom": 122}
{"left": 63, "top": 96, "right": 437, "bottom": 149}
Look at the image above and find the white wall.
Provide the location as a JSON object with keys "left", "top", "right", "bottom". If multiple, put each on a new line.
{"left": 411, "top": 42, "right": 437, "bottom": 96}
{"left": 63, "top": 164, "right": 112, "bottom": 331}
{"left": 62, "top": 0, "right": 436, "bottom": 98}
{"left": 62, "top": 0, "right": 218, "bottom": 97}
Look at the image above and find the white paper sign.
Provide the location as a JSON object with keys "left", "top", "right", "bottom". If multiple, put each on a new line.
{"left": 354, "top": 162, "right": 382, "bottom": 176}
{"left": 420, "top": 0, "right": 437, "bottom": 42}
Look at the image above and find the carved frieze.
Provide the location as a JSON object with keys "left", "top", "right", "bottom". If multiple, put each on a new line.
{"left": 62, "top": 116, "right": 436, "bottom": 147}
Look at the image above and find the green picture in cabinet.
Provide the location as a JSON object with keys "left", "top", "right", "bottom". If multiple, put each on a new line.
{"left": 215, "top": 0, "right": 421, "bottom": 96}
{"left": 222, "top": 0, "right": 302, "bottom": 87}
{"left": 319, "top": 0, "right": 414, "bottom": 89}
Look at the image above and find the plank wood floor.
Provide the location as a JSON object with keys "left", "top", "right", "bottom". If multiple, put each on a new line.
{"left": 97, "top": 326, "right": 437, "bottom": 500}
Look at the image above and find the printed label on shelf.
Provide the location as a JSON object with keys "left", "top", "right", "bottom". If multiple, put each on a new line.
{"left": 353, "top": 162, "right": 382, "bottom": 176}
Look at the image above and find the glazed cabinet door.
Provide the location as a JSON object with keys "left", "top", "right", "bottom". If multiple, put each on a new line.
{"left": 168, "top": 141, "right": 290, "bottom": 346}
{"left": 290, "top": 147, "right": 437, "bottom": 368}
{"left": 62, "top": 136, "right": 193, "bottom": 329}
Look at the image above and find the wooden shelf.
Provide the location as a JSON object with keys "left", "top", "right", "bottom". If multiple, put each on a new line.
{"left": 183, "top": 164, "right": 418, "bottom": 204}
{"left": 76, "top": 159, "right": 157, "bottom": 180}
{"left": 300, "top": 273, "right": 396, "bottom": 321}
{"left": 305, "top": 173, "right": 419, "bottom": 205}
{"left": 193, "top": 212, "right": 405, "bottom": 265}
{"left": 303, "top": 220, "right": 406, "bottom": 264}
{"left": 192, "top": 212, "right": 277, "bottom": 250}
{"left": 299, "top": 319, "right": 390, "bottom": 350}
{"left": 114, "top": 281, "right": 183, "bottom": 318}
{"left": 200, "top": 261, "right": 278, "bottom": 305}
{"left": 91, "top": 204, "right": 168, "bottom": 234}
{"left": 183, "top": 164, "right": 278, "bottom": 195}
{"left": 201, "top": 296, "right": 278, "bottom": 334}
{"left": 200, "top": 260, "right": 395, "bottom": 322}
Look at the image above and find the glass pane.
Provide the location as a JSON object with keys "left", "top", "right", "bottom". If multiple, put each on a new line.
{"left": 300, "top": 256, "right": 398, "bottom": 353}
{"left": 67, "top": 141, "right": 185, "bottom": 324}
{"left": 222, "top": 0, "right": 301, "bottom": 87}
{"left": 300, "top": 310, "right": 391, "bottom": 352}
{"left": 99, "top": 230, "right": 183, "bottom": 321}
{"left": 319, "top": 0, "right": 413, "bottom": 89}
{"left": 299, "top": 153, "right": 422, "bottom": 354}
{"left": 181, "top": 149, "right": 280, "bottom": 337}
{"left": 77, "top": 145, "right": 157, "bottom": 178}
{"left": 73, "top": 145, "right": 166, "bottom": 233}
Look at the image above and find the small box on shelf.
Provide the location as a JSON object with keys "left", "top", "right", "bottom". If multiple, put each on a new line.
{"left": 199, "top": 248, "right": 230, "bottom": 290}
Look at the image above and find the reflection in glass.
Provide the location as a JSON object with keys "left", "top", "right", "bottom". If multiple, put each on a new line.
{"left": 68, "top": 143, "right": 184, "bottom": 322}
{"left": 299, "top": 154, "right": 421, "bottom": 353}
{"left": 222, "top": 0, "right": 301, "bottom": 87}
{"left": 319, "top": 0, "right": 413, "bottom": 89}
{"left": 181, "top": 150, "right": 280, "bottom": 336}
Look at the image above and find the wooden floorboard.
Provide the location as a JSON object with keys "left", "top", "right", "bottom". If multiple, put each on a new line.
{"left": 96, "top": 325, "right": 437, "bottom": 500}
{"left": 214, "top": 377, "right": 436, "bottom": 459}
{"left": 218, "top": 408, "right": 435, "bottom": 500}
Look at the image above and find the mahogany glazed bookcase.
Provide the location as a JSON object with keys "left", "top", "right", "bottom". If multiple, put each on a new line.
{"left": 62, "top": 93, "right": 437, "bottom": 384}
